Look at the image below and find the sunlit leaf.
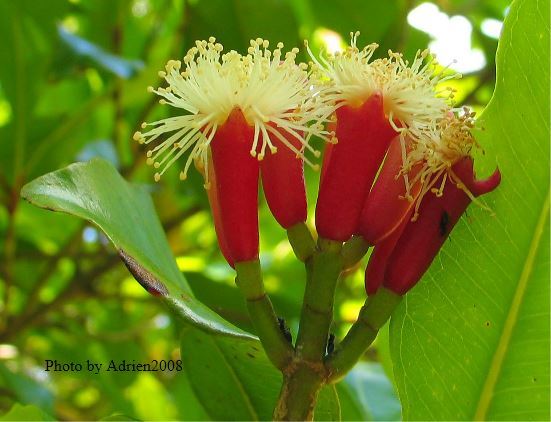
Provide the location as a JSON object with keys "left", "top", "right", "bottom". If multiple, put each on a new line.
{"left": 389, "top": 0, "right": 549, "bottom": 419}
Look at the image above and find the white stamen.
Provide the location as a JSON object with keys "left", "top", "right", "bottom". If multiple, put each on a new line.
{"left": 136, "top": 37, "right": 335, "bottom": 183}
{"left": 402, "top": 107, "right": 482, "bottom": 220}
{"left": 309, "top": 32, "right": 457, "bottom": 127}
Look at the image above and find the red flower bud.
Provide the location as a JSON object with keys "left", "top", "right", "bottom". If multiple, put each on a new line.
{"left": 382, "top": 157, "right": 501, "bottom": 294}
{"left": 260, "top": 126, "right": 307, "bottom": 228}
{"left": 316, "top": 93, "right": 397, "bottom": 241}
{"left": 358, "top": 137, "right": 422, "bottom": 245}
{"left": 210, "top": 109, "right": 259, "bottom": 263}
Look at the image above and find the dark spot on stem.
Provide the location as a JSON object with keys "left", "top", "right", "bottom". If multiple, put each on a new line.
{"left": 326, "top": 333, "right": 335, "bottom": 355}
{"left": 277, "top": 317, "right": 293, "bottom": 343}
{"left": 246, "top": 352, "right": 255, "bottom": 359}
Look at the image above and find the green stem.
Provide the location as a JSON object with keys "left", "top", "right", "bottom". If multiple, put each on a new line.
{"left": 341, "top": 235, "right": 371, "bottom": 270}
{"left": 235, "top": 260, "right": 293, "bottom": 370}
{"left": 273, "top": 238, "right": 343, "bottom": 420}
{"left": 287, "top": 222, "right": 316, "bottom": 262}
{"left": 295, "top": 238, "right": 342, "bottom": 362}
{"left": 273, "top": 364, "right": 324, "bottom": 421}
{"left": 325, "top": 287, "right": 402, "bottom": 381}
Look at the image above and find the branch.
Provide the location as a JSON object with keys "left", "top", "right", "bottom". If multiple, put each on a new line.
{"left": 235, "top": 260, "right": 294, "bottom": 370}
{"left": 324, "top": 288, "right": 402, "bottom": 382}
{"left": 295, "top": 238, "right": 342, "bottom": 362}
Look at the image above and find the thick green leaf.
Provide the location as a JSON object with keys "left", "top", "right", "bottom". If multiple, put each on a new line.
{"left": 180, "top": 326, "right": 343, "bottom": 421}
{"left": 180, "top": 326, "right": 282, "bottom": 421}
{"left": 335, "top": 382, "right": 367, "bottom": 421}
{"left": 315, "top": 385, "right": 341, "bottom": 421}
{"left": 389, "top": 0, "right": 550, "bottom": 420}
{"left": 20, "top": 158, "right": 251, "bottom": 339}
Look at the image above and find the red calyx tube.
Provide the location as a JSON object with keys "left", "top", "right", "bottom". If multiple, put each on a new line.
{"left": 260, "top": 125, "right": 307, "bottom": 229}
{"left": 315, "top": 93, "right": 398, "bottom": 241}
{"left": 382, "top": 157, "right": 501, "bottom": 295}
{"left": 364, "top": 206, "right": 413, "bottom": 295}
{"left": 320, "top": 120, "right": 337, "bottom": 185}
{"left": 358, "top": 136, "right": 421, "bottom": 245}
{"left": 210, "top": 109, "right": 260, "bottom": 264}
{"left": 205, "top": 155, "right": 234, "bottom": 267}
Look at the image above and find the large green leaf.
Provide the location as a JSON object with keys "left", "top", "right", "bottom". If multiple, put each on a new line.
{"left": 180, "top": 326, "right": 281, "bottom": 421}
{"left": 20, "top": 158, "right": 251, "bottom": 339}
{"left": 180, "top": 326, "right": 344, "bottom": 421}
{"left": 389, "top": 0, "right": 549, "bottom": 420}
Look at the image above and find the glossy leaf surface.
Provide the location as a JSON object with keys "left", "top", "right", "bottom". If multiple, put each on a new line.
{"left": 21, "top": 158, "right": 251, "bottom": 339}
{"left": 389, "top": 0, "right": 550, "bottom": 419}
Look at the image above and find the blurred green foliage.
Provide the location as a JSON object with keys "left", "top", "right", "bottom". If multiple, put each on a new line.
{"left": 0, "top": 0, "right": 505, "bottom": 419}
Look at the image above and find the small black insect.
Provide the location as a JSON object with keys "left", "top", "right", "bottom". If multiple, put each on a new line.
{"left": 439, "top": 211, "right": 449, "bottom": 237}
{"left": 277, "top": 317, "right": 292, "bottom": 343}
{"left": 326, "top": 333, "right": 335, "bottom": 355}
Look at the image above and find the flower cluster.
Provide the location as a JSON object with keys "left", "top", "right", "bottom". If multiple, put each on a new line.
{"left": 135, "top": 37, "right": 334, "bottom": 265}
{"left": 310, "top": 32, "right": 461, "bottom": 241}
{"left": 135, "top": 32, "right": 500, "bottom": 295}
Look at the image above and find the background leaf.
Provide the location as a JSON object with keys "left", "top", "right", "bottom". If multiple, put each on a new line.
{"left": 58, "top": 26, "right": 144, "bottom": 78}
{"left": 344, "top": 362, "right": 401, "bottom": 421}
{"left": 389, "top": 0, "right": 550, "bottom": 419}
{"left": 0, "top": 363, "right": 54, "bottom": 415}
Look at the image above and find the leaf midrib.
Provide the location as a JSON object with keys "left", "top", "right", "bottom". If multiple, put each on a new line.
{"left": 210, "top": 336, "right": 260, "bottom": 421}
{"left": 473, "top": 191, "right": 550, "bottom": 420}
